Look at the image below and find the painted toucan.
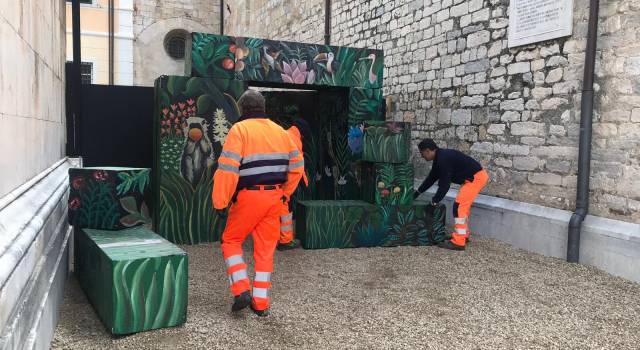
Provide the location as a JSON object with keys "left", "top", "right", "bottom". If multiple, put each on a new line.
{"left": 358, "top": 53, "right": 382, "bottom": 85}
{"left": 313, "top": 52, "right": 340, "bottom": 74}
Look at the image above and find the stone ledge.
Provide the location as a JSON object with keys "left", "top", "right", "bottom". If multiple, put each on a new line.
{"left": 415, "top": 180, "right": 640, "bottom": 283}
{"left": 0, "top": 158, "right": 79, "bottom": 349}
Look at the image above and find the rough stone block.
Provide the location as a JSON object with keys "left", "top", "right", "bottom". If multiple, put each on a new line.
{"left": 467, "top": 30, "right": 490, "bottom": 47}
{"left": 528, "top": 173, "right": 562, "bottom": 186}
{"left": 296, "top": 200, "right": 446, "bottom": 249}
{"left": 487, "top": 123, "right": 506, "bottom": 135}
{"left": 76, "top": 227, "right": 188, "bottom": 335}
{"left": 500, "top": 99, "right": 525, "bottom": 111}
{"left": 467, "top": 83, "right": 490, "bottom": 95}
{"left": 68, "top": 167, "right": 152, "bottom": 230}
{"left": 513, "top": 156, "right": 540, "bottom": 171}
{"left": 465, "top": 58, "right": 491, "bottom": 73}
{"left": 511, "top": 122, "right": 545, "bottom": 136}
{"left": 461, "top": 95, "right": 485, "bottom": 107}
{"left": 507, "top": 62, "right": 530, "bottom": 74}
{"left": 362, "top": 121, "right": 411, "bottom": 163}
{"left": 452, "top": 109, "right": 472, "bottom": 125}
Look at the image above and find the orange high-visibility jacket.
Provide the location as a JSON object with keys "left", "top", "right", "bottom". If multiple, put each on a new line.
{"left": 286, "top": 126, "right": 308, "bottom": 187}
{"left": 212, "top": 118, "right": 305, "bottom": 210}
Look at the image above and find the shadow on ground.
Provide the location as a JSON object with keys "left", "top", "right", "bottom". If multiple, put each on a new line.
{"left": 52, "top": 237, "right": 640, "bottom": 349}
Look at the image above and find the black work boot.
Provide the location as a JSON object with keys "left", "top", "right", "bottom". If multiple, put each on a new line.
{"left": 250, "top": 305, "right": 270, "bottom": 317}
{"left": 438, "top": 240, "right": 466, "bottom": 251}
{"left": 277, "top": 239, "right": 301, "bottom": 251}
{"left": 231, "top": 291, "right": 251, "bottom": 312}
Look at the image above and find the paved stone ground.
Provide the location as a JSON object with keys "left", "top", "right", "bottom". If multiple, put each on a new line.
{"left": 52, "top": 237, "right": 640, "bottom": 349}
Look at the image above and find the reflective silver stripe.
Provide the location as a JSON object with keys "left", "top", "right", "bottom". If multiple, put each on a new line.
{"left": 280, "top": 224, "right": 293, "bottom": 232}
{"left": 218, "top": 163, "right": 239, "bottom": 173}
{"left": 455, "top": 217, "right": 467, "bottom": 225}
{"left": 288, "top": 160, "right": 305, "bottom": 170}
{"left": 239, "top": 165, "right": 288, "bottom": 176}
{"left": 253, "top": 287, "right": 269, "bottom": 299}
{"left": 255, "top": 271, "right": 271, "bottom": 282}
{"left": 455, "top": 228, "right": 467, "bottom": 235}
{"left": 220, "top": 151, "right": 242, "bottom": 162}
{"left": 242, "top": 153, "right": 288, "bottom": 163}
{"left": 229, "top": 269, "right": 248, "bottom": 283}
{"left": 280, "top": 214, "right": 293, "bottom": 222}
{"left": 225, "top": 255, "right": 244, "bottom": 268}
{"left": 289, "top": 150, "right": 301, "bottom": 158}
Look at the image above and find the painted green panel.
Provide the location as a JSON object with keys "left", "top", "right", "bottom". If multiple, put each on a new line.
{"left": 362, "top": 121, "right": 411, "bottom": 163}
{"left": 348, "top": 88, "right": 384, "bottom": 126}
{"left": 76, "top": 227, "right": 188, "bottom": 335}
{"left": 296, "top": 200, "right": 446, "bottom": 249}
{"left": 190, "top": 33, "right": 384, "bottom": 89}
{"left": 153, "top": 76, "right": 246, "bottom": 244}
{"left": 361, "top": 163, "right": 414, "bottom": 206}
{"left": 68, "top": 167, "right": 152, "bottom": 230}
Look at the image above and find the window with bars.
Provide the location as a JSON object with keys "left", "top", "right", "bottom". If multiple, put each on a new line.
{"left": 164, "top": 31, "right": 187, "bottom": 59}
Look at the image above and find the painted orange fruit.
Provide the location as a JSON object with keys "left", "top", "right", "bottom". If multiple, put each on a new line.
{"left": 188, "top": 128, "right": 203, "bottom": 141}
{"left": 229, "top": 44, "right": 237, "bottom": 53}
{"left": 222, "top": 58, "right": 235, "bottom": 70}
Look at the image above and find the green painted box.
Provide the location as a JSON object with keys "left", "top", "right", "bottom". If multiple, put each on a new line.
{"left": 68, "top": 167, "right": 152, "bottom": 230}
{"left": 76, "top": 227, "right": 188, "bottom": 335}
{"left": 362, "top": 121, "right": 411, "bottom": 163}
{"left": 296, "top": 200, "right": 446, "bottom": 249}
{"left": 361, "top": 162, "right": 414, "bottom": 206}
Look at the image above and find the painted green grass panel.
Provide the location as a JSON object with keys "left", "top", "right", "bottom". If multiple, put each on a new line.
{"left": 362, "top": 121, "right": 411, "bottom": 163}
{"left": 154, "top": 76, "right": 244, "bottom": 244}
{"left": 76, "top": 227, "right": 188, "bottom": 335}
{"left": 362, "top": 163, "right": 414, "bottom": 206}
{"left": 191, "top": 33, "right": 384, "bottom": 89}
{"left": 68, "top": 167, "right": 152, "bottom": 230}
{"left": 296, "top": 200, "right": 446, "bottom": 249}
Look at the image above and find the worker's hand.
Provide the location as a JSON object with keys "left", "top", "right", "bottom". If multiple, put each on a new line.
{"left": 413, "top": 190, "right": 422, "bottom": 199}
{"left": 430, "top": 201, "right": 438, "bottom": 207}
{"left": 215, "top": 208, "right": 228, "bottom": 218}
{"left": 281, "top": 195, "right": 289, "bottom": 204}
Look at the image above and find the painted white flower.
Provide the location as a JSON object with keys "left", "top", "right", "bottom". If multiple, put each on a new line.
{"left": 212, "top": 109, "right": 231, "bottom": 143}
{"left": 324, "top": 166, "right": 332, "bottom": 177}
{"left": 337, "top": 176, "right": 347, "bottom": 185}
{"left": 315, "top": 172, "right": 322, "bottom": 181}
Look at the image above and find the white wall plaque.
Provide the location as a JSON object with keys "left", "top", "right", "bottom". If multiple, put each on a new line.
{"left": 508, "top": 0, "right": 573, "bottom": 48}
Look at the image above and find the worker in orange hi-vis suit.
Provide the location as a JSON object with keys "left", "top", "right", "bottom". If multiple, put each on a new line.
{"left": 212, "top": 90, "right": 304, "bottom": 317}
{"left": 413, "top": 138, "right": 489, "bottom": 251}
{"left": 277, "top": 118, "right": 311, "bottom": 251}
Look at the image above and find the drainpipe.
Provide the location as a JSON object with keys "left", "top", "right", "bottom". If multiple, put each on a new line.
{"left": 220, "top": 0, "right": 224, "bottom": 35}
{"left": 567, "top": 0, "right": 600, "bottom": 263}
{"left": 70, "top": 0, "right": 82, "bottom": 156}
{"left": 324, "top": 0, "right": 331, "bottom": 45}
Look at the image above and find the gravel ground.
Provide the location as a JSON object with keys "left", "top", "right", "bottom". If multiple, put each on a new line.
{"left": 52, "top": 236, "right": 640, "bottom": 349}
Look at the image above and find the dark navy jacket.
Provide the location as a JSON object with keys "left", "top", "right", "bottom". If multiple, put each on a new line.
{"left": 417, "top": 148, "right": 482, "bottom": 203}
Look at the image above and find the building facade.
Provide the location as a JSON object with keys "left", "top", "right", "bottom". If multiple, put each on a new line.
{"left": 65, "top": 0, "right": 221, "bottom": 86}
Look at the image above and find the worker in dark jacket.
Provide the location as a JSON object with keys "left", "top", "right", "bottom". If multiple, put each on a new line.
{"left": 414, "top": 139, "right": 489, "bottom": 251}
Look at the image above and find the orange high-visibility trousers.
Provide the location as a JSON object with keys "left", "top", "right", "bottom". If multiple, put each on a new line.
{"left": 451, "top": 169, "right": 489, "bottom": 247}
{"left": 279, "top": 202, "right": 294, "bottom": 244}
{"left": 221, "top": 187, "right": 283, "bottom": 311}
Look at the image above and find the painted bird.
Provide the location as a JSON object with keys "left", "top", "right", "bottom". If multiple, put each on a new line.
{"left": 313, "top": 52, "right": 339, "bottom": 74}
{"left": 180, "top": 117, "right": 214, "bottom": 187}
{"left": 261, "top": 46, "right": 282, "bottom": 75}
{"left": 358, "top": 53, "right": 381, "bottom": 85}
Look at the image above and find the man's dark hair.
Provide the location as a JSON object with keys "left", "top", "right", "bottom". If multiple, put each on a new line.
{"left": 292, "top": 118, "right": 312, "bottom": 141}
{"left": 418, "top": 138, "right": 438, "bottom": 151}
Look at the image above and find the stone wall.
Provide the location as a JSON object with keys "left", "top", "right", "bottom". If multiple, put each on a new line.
{"left": 224, "top": 0, "right": 326, "bottom": 43}
{"left": 224, "top": 0, "right": 640, "bottom": 224}
{"left": 0, "top": 0, "right": 67, "bottom": 198}
{"left": 132, "top": 0, "right": 221, "bottom": 85}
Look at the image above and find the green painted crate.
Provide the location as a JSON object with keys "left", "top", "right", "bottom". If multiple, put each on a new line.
{"left": 68, "top": 167, "right": 152, "bottom": 230}
{"left": 362, "top": 121, "right": 411, "bottom": 163}
{"left": 296, "top": 200, "right": 446, "bottom": 249}
{"left": 76, "top": 227, "right": 188, "bottom": 335}
{"left": 361, "top": 162, "right": 414, "bottom": 206}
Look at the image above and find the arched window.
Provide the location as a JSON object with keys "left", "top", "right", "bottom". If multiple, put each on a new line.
{"left": 164, "top": 30, "right": 188, "bottom": 59}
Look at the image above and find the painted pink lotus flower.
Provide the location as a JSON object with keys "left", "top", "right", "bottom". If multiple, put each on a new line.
{"left": 71, "top": 177, "right": 85, "bottom": 190}
{"left": 93, "top": 170, "right": 108, "bottom": 181}
{"left": 281, "top": 60, "right": 316, "bottom": 84}
{"left": 69, "top": 197, "right": 81, "bottom": 210}
{"left": 386, "top": 121, "right": 404, "bottom": 134}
